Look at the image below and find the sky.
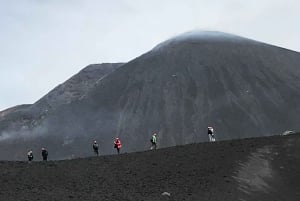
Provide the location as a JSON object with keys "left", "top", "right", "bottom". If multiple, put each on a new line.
{"left": 1, "top": 0, "right": 300, "bottom": 111}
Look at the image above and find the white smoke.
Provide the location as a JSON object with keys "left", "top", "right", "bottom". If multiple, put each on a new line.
{"left": 0, "top": 132, "right": 11, "bottom": 141}
{"left": 152, "top": 30, "right": 251, "bottom": 52}
{"left": 0, "top": 123, "right": 49, "bottom": 142}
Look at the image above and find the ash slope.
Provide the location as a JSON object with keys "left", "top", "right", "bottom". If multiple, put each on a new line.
{"left": 1, "top": 134, "right": 299, "bottom": 201}
{"left": 49, "top": 31, "right": 300, "bottom": 155}
{"left": 34, "top": 63, "right": 124, "bottom": 110}
{"left": 2, "top": 31, "right": 300, "bottom": 160}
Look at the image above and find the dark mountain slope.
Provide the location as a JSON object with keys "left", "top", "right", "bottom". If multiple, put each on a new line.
{"left": 0, "top": 134, "right": 299, "bottom": 201}
{"left": 0, "top": 105, "right": 31, "bottom": 119}
{"left": 42, "top": 31, "right": 300, "bottom": 157}
{"left": 1, "top": 31, "right": 300, "bottom": 160}
{"left": 34, "top": 63, "right": 124, "bottom": 110}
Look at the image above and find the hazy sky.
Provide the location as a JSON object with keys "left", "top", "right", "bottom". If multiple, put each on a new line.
{"left": 1, "top": 0, "right": 299, "bottom": 111}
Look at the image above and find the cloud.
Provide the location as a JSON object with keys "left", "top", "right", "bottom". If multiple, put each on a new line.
{"left": 0, "top": 0, "right": 300, "bottom": 111}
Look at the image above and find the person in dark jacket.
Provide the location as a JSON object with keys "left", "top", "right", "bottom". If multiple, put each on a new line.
{"left": 93, "top": 140, "right": 99, "bottom": 156}
{"left": 208, "top": 126, "right": 216, "bottom": 142}
{"left": 41, "top": 147, "right": 48, "bottom": 161}
{"left": 114, "top": 137, "right": 122, "bottom": 154}
{"left": 27, "top": 150, "right": 33, "bottom": 162}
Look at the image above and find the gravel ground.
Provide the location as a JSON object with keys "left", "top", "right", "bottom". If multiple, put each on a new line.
{"left": 0, "top": 134, "right": 299, "bottom": 201}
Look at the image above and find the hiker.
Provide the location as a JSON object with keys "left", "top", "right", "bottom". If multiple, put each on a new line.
{"left": 208, "top": 126, "right": 216, "bottom": 142}
{"left": 114, "top": 137, "right": 122, "bottom": 154}
{"left": 150, "top": 133, "right": 157, "bottom": 150}
{"left": 41, "top": 147, "right": 48, "bottom": 161}
{"left": 27, "top": 150, "right": 34, "bottom": 161}
{"left": 93, "top": 140, "right": 99, "bottom": 156}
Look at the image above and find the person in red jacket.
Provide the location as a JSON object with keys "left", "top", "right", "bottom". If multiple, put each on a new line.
{"left": 114, "top": 137, "right": 122, "bottom": 154}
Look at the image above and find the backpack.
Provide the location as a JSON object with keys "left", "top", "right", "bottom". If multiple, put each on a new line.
{"left": 28, "top": 152, "right": 33, "bottom": 159}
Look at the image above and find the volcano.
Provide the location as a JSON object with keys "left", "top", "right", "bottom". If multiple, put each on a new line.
{"left": 1, "top": 31, "right": 300, "bottom": 160}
